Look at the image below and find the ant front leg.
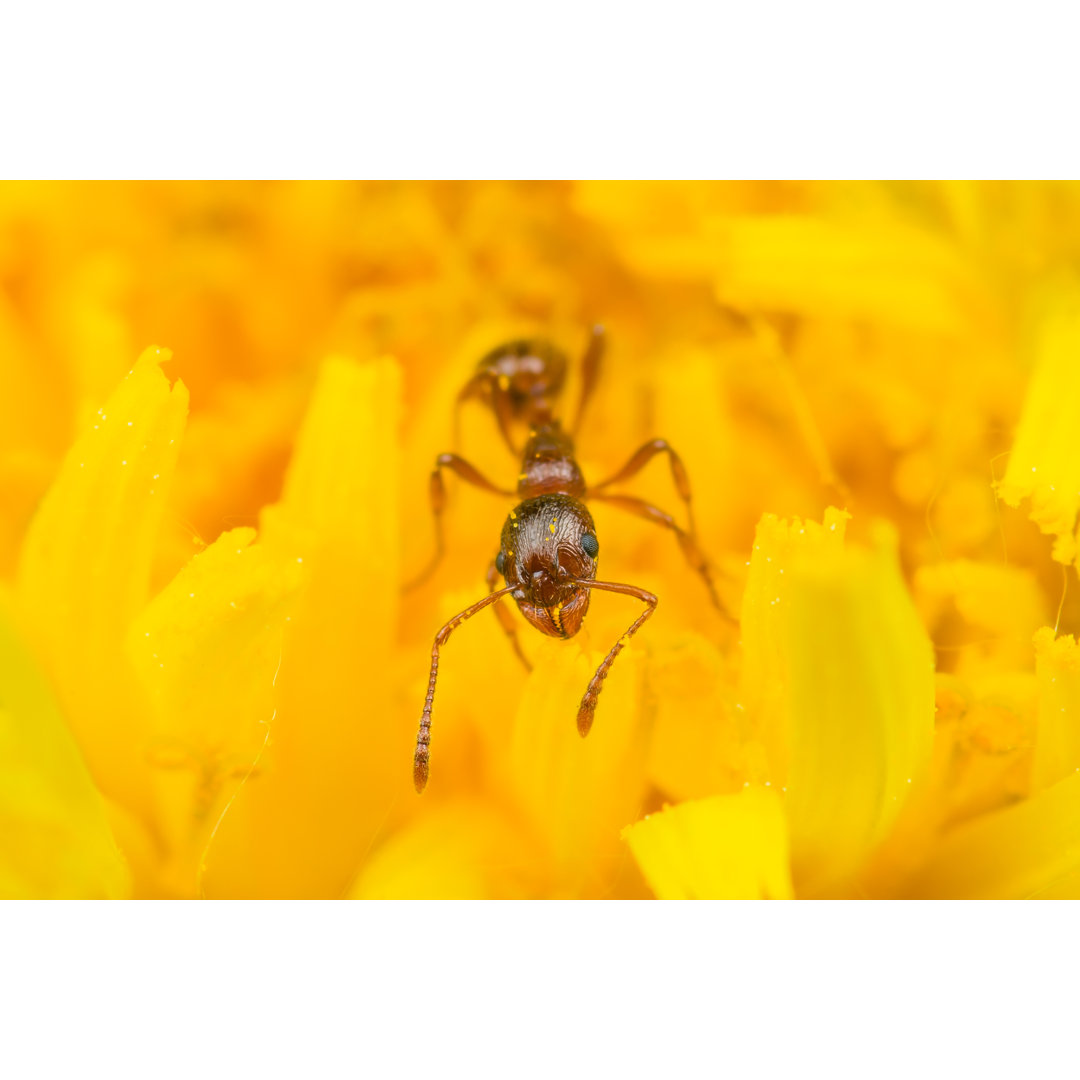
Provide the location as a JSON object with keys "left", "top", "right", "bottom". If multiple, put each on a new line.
{"left": 589, "top": 438, "right": 698, "bottom": 535}
{"left": 589, "top": 492, "right": 722, "bottom": 611}
{"left": 403, "top": 453, "right": 514, "bottom": 592}
{"left": 485, "top": 557, "right": 532, "bottom": 672}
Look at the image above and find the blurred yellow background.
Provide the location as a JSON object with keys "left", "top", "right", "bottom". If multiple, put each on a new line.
{"left": 4, "top": 181, "right": 1080, "bottom": 898}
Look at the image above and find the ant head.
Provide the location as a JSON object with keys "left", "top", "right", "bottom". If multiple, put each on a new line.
{"left": 497, "top": 494, "right": 598, "bottom": 639}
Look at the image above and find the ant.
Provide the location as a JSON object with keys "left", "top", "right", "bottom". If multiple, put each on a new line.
{"left": 409, "top": 326, "right": 721, "bottom": 793}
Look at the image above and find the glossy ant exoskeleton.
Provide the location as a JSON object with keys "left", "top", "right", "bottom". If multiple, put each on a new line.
{"left": 409, "top": 326, "right": 721, "bottom": 793}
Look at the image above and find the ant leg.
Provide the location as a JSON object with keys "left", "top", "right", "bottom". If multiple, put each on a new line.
{"left": 589, "top": 492, "right": 722, "bottom": 611}
{"left": 415, "top": 586, "right": 516, "bottom": 793}
{"left": 403, "top": 454, "right": 515, "bottom": 592}
{"left": 588, "top": 437, "right": 697, "bottom": 535}
{"left": 454, "top": 372, "right": 520, "bottom": 457}
{"left": 490, "top": 384, "right": 519, "bottom": 457}
{"left": 485, "top": 558, "right": 532, "bottom": 672}
{"left": 452, "top": 372, "right": 485, "bottom": 451}
{"left": 570, "top": 578, "right": 657, "bottom": 737}
{"left": 572, "top": 324, "right": 606, "bottom": 437}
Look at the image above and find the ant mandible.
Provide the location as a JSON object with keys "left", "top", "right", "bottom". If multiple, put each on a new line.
{"left": 408, "top": 326, "right": 721, "bottom": 793}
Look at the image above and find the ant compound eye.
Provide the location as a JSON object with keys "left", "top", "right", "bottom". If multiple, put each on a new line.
{"left": 496, "top": 550, "right": 506, "bottom": 575}
{"left": 581, "top": 533, "right": 599, "bottom": 559}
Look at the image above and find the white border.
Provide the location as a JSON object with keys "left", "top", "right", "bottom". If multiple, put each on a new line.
{"left": 1, "top": 903, "right": 1074, "bottom": 1078}
{"left": 5, "top": 3, "right": 1080, "bottom": 176}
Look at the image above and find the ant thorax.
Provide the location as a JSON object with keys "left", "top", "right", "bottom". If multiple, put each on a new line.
{"left": 517, "top": 423, "right": 586, "bottom": 498}
{"left": 499, "top": 494, "right": 597, "bottom": 639}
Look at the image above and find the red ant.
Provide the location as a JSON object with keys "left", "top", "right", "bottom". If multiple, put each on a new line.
{"left": 409, "top": 326, "right": 721, "bottom": 793}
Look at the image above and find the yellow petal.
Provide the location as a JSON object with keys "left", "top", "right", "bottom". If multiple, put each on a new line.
{"left": 129, "top": 527, "right": 301, "bottom": 756}
{"left": 739, "top": 507, "right": 850, "bottom": 786}
{"left": 742, "top": 511, "right": 936, "bottom": 894}
{"left": 348, "top": 799, "right": 544, "bottom": 899}
{"left": 916, "top": 560, "right": 1045, "bottom": 638}
{"left": 0, "top": 591, "right": 129, "bottom": 898}
{"left": 920, "top": 673, "right": 1035, "bottom": 829}
{"left": 646, "top": 631, "right": 746, "bottom": 803}
{"left": 711, "top": 216, "right": 981, "bottom": 333}
{"left": 860, "top": 673, "right": 1036, "bottom": 896}
{"left": 198, "top": 356, "right": 405, "bottom": 898}
{"left": 126, "top": 525, "right": 305, "bottom": 889}
{"left": 623, "top": 787, "right": 793, "bottom": 900}
{"left": 646, "top": 344, "right": 735, "bottom": 547}
{"left": 909, "top": 769, "right": 1080, "bottom": 898}
{"left": 16, "top": 346, "right": 188, "bottom": 817}
{"left": 1032, "top": 627, "right": 1080, "bottom": 790}
{"left": 914, "top": 560, "right": 1046, "bottom": 679}
{"left": 583, "top": 200, "right": 982, "bottom": 334}
{"left": 0, "top": 293, "right": 68, "bottom": 579}
{"left": 997, "top": 283, "right": 1080, "bottom": 564}
{"left": 503, "top": 633, "right": 652, "bottom": 898}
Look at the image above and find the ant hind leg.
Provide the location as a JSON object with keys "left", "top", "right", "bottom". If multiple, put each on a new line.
{"left": 572, "top": 324, "right": 606, "bottom": 437}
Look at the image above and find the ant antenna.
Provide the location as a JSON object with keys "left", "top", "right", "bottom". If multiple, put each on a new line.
{"left": 570, "top": 579, "right": 657, "bottom": 737}
{"left": 414, "top": 586, "right": 516, "bottom": 792}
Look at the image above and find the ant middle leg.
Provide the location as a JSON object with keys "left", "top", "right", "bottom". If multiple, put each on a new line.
{"left": 403, "top": 453, "right": 514, "bottom": 591}
{"left": 485, "top": 557, "right": 532, "bottom": 672}
{"left": 454, "top": 371, "right": 519, "bottom": 457}
{"left": 588, "top": 437, "right": 697, "bottom": 535}
{"left": 588, "top": 492, "right": 722, "bottom": 611}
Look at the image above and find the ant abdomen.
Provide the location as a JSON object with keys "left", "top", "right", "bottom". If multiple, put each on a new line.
{"left": 456, "top": 339, "right": 569, "bottom": 453}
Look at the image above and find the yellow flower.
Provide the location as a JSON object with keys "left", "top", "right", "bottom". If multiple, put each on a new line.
{"left": 4, "top": 180, "right": 1080, "bottom": 897}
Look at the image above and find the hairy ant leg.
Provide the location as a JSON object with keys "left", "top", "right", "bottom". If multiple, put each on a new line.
{"left": 485, "top": 557, "right": 532, "bottom": 672}
{"left": 571, "top": 579, "right": 657, "bottom": 737}
{"left": 404, "top": 453, "right": 515, "bottom": 591}
{"left": 572, "top": 324, "right": 606, "bottom": 437}
{"left": 589, "top": 437, "right": 698, "bottom": 535}
{"left": 414, "top": 586, "right": 516, "bottom": 793}
{"left": 589, "top": 492, "right": 722, "bottom": 611}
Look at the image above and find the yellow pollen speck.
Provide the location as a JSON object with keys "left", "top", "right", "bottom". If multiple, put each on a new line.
{"left": 549, "top": 520, "right": 557, "bottom": 534}
{"left": 509, "top": 510, "right": 517, "bottom": 520}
